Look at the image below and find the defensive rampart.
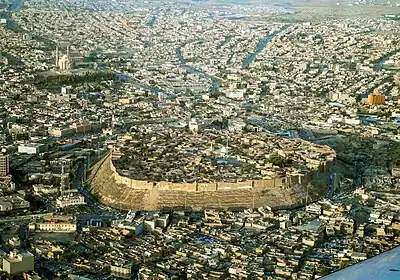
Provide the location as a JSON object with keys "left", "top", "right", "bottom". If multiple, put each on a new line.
{"left": 89, "top": 155, "right": 333, "bottom": 211}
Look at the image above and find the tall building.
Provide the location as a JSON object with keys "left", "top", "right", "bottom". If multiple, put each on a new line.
{"left": 55, "top": 46, "right": 59, "bottom": 67}
{"left": 0, "top": 155, "right": 9, "bottom": 177}
{"left": 368, "top": 89, "right": 385, "bottom": 105}
{"left": 2, "top": 250, "right": 34, "bottom": 276}
{"left": 70, "top": 122, "right": 92, "bottom": 134}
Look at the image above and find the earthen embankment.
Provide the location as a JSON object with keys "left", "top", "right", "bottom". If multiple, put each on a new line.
{"left": 88, "top": 154, "right": 332, "bottom": 211}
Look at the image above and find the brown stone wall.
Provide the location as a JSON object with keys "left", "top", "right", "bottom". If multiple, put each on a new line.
{"left": 129, "top": 179, "right": 153, "bottom": 190}
{"left": 217, "top": 181, "right": 253, "bottom": 190}
{"left": 197, "top": 182, "right": 217, "bottom": 191}
{"left": 89, "top": 155, "right": 333, "bottom": 211}
{"left": 274, "top": 177, "right": 285, "bottom": 187}
{"left": 253, "top": 179, "right": 276, "bottom": 189}
{"left": 156, "top": 181, "right": 197, "bottom": 191}
{"left": 110, "top": 157, "right": 307, "bottom": 193}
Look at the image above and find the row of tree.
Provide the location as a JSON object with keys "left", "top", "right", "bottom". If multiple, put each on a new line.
{"left": 33, "top": 71, "right": 116, "bottom": 88}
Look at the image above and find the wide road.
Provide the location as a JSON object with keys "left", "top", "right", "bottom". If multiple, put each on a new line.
{"left": 375, "top": 49, "right": 400, "bottom": 71}
{"left": 75, "top": 153, "right": 119, "bottom": 217}
{"left": 176, "top": 45, "right": 221, "bottom": 94}
{"left": 242, "top": 25, "right": 290, "bottom": 68}
{"left": 5, "top": 0, "right": 24, "bottom": 29}
{"left": 327, "top": 173, "right": 336, "bottom": 199}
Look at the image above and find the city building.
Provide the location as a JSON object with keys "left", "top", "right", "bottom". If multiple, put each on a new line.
{"left": 2, "top": 251, "right": 34, "bottom": 276}
{"left": 368, "top": 89, "right": 385, "bottom": 105}
{"left": 70, "top": 122, "right": 92, "bottom": 134}
{"left": 56, "top": 194, "right": 85, "bottom": 208}
{"left": 48, "top": 127, "right": 75, "bottom": 138}
{"left": 55, "top": 46, "right": 72, "bottom": 71}
{"left": 188, "top": 118, "right": 198, "bottom": 132}
{"left": 34, "top": 222, "right": 77, "bottom": 232}
{"left": 0, "top": 195, "right": 30, "bottom": 212}
{"left": 1, "top": 1, "right": 400, "bottom": 278}
{"left": 110, "top": 264, "right": 132, "bottom": 278}
{"left": 391, "top": 165, "right": 400, "bottom": 177}
{"left": 0, "top": 155, "right": 9, "bottom": 177}
{"left": 18, "top": 144, "right": 48, "bottom": 155}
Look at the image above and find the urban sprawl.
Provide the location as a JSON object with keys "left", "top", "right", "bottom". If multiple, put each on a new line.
{"left": 0, "top": 0, "right": 399, "bottom": 279}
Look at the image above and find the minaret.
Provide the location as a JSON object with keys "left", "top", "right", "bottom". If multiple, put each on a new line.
{"left": 55, "top": 46, "right": 59, "bottom": 68}
{"left": 225, "top": 134, "right": 229, "bottom": 157}
{"left": 60, "top": 163, "right": 64, "bottom": 197}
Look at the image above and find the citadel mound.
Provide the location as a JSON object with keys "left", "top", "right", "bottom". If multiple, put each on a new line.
{"left": 88, "top": 130, "right": 336, "bottom": 211}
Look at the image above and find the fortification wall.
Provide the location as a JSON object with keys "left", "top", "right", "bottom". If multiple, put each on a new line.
{"left": 217, "top": 181, "right": 253, "bottom": 190}
{"left": 197, "top": 182, "right": 217, "bottom": 191}
{"left": 112, "top": 155, "right": 292, "bottom": 192}
{"left": 253, "top": 178, "right": 278, "bottom": 189}
{"left": 156, "top": 181, "right": 197, "bottom": 192}
{"left": 89, "top": 155, "right": 333, "bottom": 211}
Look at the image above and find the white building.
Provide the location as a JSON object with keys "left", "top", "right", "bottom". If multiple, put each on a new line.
{"left": 110, "top": 264, "right": 132, "bottom": 276}
{"left": 18, "top": 144, "right": 47, "bottom": 155}
{"left": 226, "top": 91, "right": 244, "bottom": 100}
{"left": 144, "top": 220, "right": 156, "bottom": 231}
{"left": 228, "top": 119, "right": 246, "bottom": 132}
{"left": 56, "top": 195, "right": 85, "bottom": 208}
{"left": 55, "top": 46, "right": 72, "bottom": 70}
{"left": 305, "top": 203, "right": 322, "bottom": 215}
{"left": 58, "top": 55, "right": 71, "bottom": 71}
{"left": 34, "top": 222, "right": 77, "bottom": 232}
{"left": 188, "top": 118, "right": 198, "bottom": 132}
{"left": 48, "top": 127, "right": 75, "bottom": 138}
{"left": 156, "top": 214, "right": 170, "bottom": 228}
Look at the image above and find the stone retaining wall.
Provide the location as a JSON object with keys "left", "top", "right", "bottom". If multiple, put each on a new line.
{"left": 89, "top": 155, "right": 333, "bottom": 211}
{"left": 111, "top": 156, "right": 298, "bottom": 192}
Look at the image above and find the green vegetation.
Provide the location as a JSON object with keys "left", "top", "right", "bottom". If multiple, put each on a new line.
{"left": 361, "top": 44, "right": 373, "bottom": 50}
{"left": 6, "top": 21, "right": 23, "bottom": 33}
{"left": 0, "top": 52, "right": 18, "bottom": 65}
{"left": 271, "top": 16, "right": 304, "bottom": 23}
{"left": 384, "top": 14, "right": 400, "bottom": 20}
{"left": 373, "top": 49, "right": 400, "bottom": 64}
{"left": 118, "top": 156, "right": 134, "bottom": 170}
{"left": 267, "top": 155, "right": 293, "bottom": 167}
{"left": 316, "top": 90, "right": 328, "bottom": 98}
{"left": 32, "top": 71, "right": 116, "bottom": 89}
{"left": 376, "top": 111, "right": 391, "bottom": 118}
{"left": 14, "top": 133, "right": 29, "bottom": 141}
{"left": 388, "top": 142, "right": 400, "bottom": 166}
{"left": 260, "top": 81, "right": 268, "bottom": 96}
{"left": 318, "top": 266, "right": 332, "bottom": 276}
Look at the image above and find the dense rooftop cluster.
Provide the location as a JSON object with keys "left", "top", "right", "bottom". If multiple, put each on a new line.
{"left": 1, "top": 185, "right": 397, "bottom": 279}
{"left": 114, "top": 128, "right": 335, "bottom": 183}
{"left": 0, "top": 0, "right": 399, "bottom": 279}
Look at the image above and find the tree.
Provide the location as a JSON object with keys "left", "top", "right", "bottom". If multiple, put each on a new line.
{"left": 268, "top": 155, "right": 293, "bottom": 167}
{"left": 15, "top": 133, "right": 29, "bottom": 141}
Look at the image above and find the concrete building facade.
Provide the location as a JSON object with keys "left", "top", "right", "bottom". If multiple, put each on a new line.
{"left": 2, "top": 251, "right": 34, "bottom": 276}
{"left": 0, "top": 155, "right": 9, "bottom": 177}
